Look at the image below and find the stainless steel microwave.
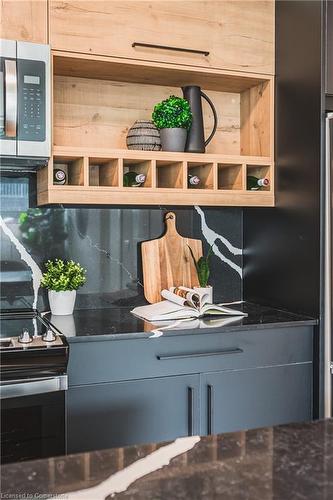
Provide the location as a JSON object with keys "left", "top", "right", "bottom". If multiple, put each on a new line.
{"left": 0, "top": 39, "right": 51, "bottom": 172}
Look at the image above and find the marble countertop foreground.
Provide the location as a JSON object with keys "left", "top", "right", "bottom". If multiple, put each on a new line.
{"left": 2, "top": 419, "right": 333, "bottom": 500}
{"left": 45, "top": 302, "right": 317, "bottom": 342}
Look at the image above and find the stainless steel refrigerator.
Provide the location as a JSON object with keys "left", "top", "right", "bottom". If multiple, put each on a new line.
{"left": 324, "top": 112, "right": 333, "bottom": 417}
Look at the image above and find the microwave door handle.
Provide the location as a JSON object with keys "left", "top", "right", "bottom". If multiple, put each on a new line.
{"left": 4, "top": 59, "right": 17, "bottom": 137}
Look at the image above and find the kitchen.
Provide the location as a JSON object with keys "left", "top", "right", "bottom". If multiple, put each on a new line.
{"left": 0, "top": 0, "right": 332, "bottom": 498}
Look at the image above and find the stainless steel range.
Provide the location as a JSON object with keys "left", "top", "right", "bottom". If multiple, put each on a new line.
{"left": 0, "top": 309, "right": 68, "bottom": 464}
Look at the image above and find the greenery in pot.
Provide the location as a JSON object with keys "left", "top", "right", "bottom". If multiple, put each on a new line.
{"left": 152, "top": 95, "right": 192, "bottom": 130}
{"left": 41, "top": 259, "right": 86, "bottom": 292}
{"left": 188, "top": 244, "right": 214, "bottom": 288}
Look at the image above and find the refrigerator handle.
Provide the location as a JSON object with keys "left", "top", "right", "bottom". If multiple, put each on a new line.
{"left": 324, "top": 112, "right": 333, "bottom": 418}
{"left": 4, "top": 59, "right": 17, "bottom": 138}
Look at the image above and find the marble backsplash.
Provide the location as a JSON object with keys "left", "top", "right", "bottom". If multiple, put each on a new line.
{"left": 0, "top": 176, "right": 243, "bottom": 311}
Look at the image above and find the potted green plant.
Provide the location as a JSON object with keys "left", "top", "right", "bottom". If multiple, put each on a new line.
{"left": 41, "top": 259, "right": 86, "bottom": 315}
{"left": 188, "top": 244, "right": 214, "bottom": 303}
{"left": 152, "top": 95, "right": 192, "bottom": 152}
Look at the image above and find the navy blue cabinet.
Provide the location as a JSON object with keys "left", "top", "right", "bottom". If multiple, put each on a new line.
{"left": 200, "top": 363, "right": 312, "bottom": 436}
{"left": 67, "top": 374, "right": 200, "bottom": 453}
{"left": 67, "top": 326, "right": 314, "bottom": 453}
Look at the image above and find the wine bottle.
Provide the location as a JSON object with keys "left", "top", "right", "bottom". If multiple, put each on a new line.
{"left": 247, "top": 176, "right": 269, "bottom": 190}
{"left": 123, "top": 171, "right": 146, "bottom": 187}
{"left": 53, "top": 168, "right": 66, "bottom": 185}
{"left": 188, "top": 174, "right": 200, "bottom": 187}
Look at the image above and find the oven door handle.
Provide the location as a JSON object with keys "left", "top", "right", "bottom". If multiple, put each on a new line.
{"left": 0, "top": 375, "right": 68, "bottom": 399}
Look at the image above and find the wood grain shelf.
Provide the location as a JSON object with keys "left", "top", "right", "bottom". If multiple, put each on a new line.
{"left": 37, "top": 147, "right": 274, "bottom": 207}
{"left": 52, "top": 50, "right": 271, "bottom": 93}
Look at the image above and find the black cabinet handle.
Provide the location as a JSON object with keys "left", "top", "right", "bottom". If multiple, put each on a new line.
{"left": 157, "top": 348, "right": 243, "bottom": 361}
{"left": 207, "top": 384, "right": 213, "bottom": 435}
{"left": 188, "top": 386, "right": 195, "bottom": 436}
{"left": 132, "top": 42, "right": 210, "bottom": 57}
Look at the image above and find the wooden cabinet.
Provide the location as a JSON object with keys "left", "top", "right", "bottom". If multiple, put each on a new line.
{"left": 49, "top": 1, "right": 274, "bottom": 75}
{"left": 0, "top": 0, "right": 48, "bottom": 43}
{"left": 67, "top": 374, "right": 200, "bottom": 453}
{"left": 200, "top": 364, "right": 312, "bottom": 436}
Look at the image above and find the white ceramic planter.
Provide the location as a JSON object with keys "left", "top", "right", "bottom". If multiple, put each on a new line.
{"left": 193, "top": 286, "right": 213, "bottom": 304}
{"left": 48, "top": 290, "right": 76, "bottom": 316}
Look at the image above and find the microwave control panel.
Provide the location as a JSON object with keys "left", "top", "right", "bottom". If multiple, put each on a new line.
{"left": 17, "top": 59, "right": 45, "bottom": 142}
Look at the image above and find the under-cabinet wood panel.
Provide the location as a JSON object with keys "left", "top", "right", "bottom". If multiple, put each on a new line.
{"left": 49, "top": 1, "right": 274, "bottom": 75}
{"left": 0, "top": 0, "right": 47, "bottom": 43}
{"left": 52, "top": 51, "right": 270, "bottom": 93}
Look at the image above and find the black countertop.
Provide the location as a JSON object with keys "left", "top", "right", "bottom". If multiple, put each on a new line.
{"left": 2, "top": 418, "right": 333, "bottom": 499}
{"left": 44, "top": 302, "right": 317, "bottom": 342}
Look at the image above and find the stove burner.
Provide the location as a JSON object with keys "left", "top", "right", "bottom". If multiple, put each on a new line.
{"left": 18, "top": 329, "right": 33, "bottom": 344}
{"left": 42, "top": 329, "right": 56, "bottom": 343}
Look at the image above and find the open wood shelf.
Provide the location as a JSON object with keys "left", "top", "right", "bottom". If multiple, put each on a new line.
{"left": 37, "top": 50, "right": 274, "bottom": 207}
{"left": 37, "top": 147, "right": 274, "bottom": 207}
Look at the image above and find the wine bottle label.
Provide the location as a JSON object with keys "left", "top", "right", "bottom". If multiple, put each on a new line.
{"left": 55, "top": 171, "right": 65, "bottom": 181}
{"left": 189, "top": 175, "right": 200, "bottom": 185}
{"left": 135, "top": 174, "right": 146, "bottom": 184}
{"left": 257, "top": 178, "right": 269, "bottom": 187}
{"left": 54, "top": 169, "right": 66, "bottom": 184}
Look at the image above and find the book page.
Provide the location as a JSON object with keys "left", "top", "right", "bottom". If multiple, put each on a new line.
{"left": 169, "top": 286, "right": 201, "bottom": 309}
{"left": 132, "top": 300, "right": 199, "bottom": 321}
{"left": 200, "top": 303, "right": 247, "bottom": 316}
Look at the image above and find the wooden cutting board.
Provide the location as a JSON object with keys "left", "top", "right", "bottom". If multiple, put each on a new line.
{"left": 141, "top": 212, "right": 203, "bottom": 303}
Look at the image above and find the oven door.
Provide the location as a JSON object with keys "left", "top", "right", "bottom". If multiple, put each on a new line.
{"left": 1, "top": 389, "right": 66, "bottom": 464}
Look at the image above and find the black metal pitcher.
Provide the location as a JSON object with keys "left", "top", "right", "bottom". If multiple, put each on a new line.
{"left": 182, "top": 85, "right": 218, "bottom": 153}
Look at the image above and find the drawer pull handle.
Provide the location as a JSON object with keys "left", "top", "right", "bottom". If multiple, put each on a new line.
{"left": 132, "top": 42, "right": 210, "bottom": 57}
{"left": 157, "top": 348, "right": 243, "bottom": 361}
{"left": 188, "top": 386, "right": 195, "bottom": 436}
{"left": 207, "top": 384, "right": 213, "bottom": 435}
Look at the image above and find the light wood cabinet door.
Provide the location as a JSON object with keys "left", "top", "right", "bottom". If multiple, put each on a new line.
{"left": 49, "top": 1, "right": 274, "bottom": 75}
{"left": 0, "top": 0, "right": 48, "bottom": 43}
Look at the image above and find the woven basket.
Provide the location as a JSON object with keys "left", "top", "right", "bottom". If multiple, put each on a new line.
{"left": 126, "top": 120, "right": 161, "bottom": 151}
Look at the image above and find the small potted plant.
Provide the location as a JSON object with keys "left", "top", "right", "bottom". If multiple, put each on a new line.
{"left": 152, "top": 95, "right": 192, "bottom": 152}
{"left": 188, "top": 244, "right": 214, "bottom": 303}
{"left": 41, "top": 259, "right": 86, "bottom": 315}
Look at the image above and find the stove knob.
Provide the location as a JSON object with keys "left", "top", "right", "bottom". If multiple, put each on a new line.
{"left": 42, "top": 329, "right": 56, "bottom": 342}
{"left": 18, "top": 329, "right": 33, "bottom": 344}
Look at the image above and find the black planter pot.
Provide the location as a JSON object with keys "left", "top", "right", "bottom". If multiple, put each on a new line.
{"left": 160, "top": 128, "right": 187, "bottom": 152}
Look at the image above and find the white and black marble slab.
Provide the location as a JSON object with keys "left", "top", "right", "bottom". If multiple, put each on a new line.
{"left": 2, "top": 419, "right": 333, "bottom": 500}
{"left": 43, "top": 302, "right": 317, "bottom": 342}
{"left": 0, "top": 176, "right": 243, "bottom": 311}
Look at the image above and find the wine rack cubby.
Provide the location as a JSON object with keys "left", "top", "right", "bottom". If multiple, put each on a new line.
{"left": 246, "top": 164, "right": 271, "bottom": 191}
{"left": 89, "top": 158, "right": 119, "bottom": 187}
{"left": 37, "top": 147, "right": 273, "bottom": 207}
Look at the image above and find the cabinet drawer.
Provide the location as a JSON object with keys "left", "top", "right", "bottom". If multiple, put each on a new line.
{"left": 68, "top": 326, "right": 313, "bottom": 386}
{"left": 50, "top": 1, "right": 274, "bottom": 75}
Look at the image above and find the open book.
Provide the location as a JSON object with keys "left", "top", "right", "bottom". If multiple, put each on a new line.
{"left": 132, "top": 286, "right": 247, "bottom": 322}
